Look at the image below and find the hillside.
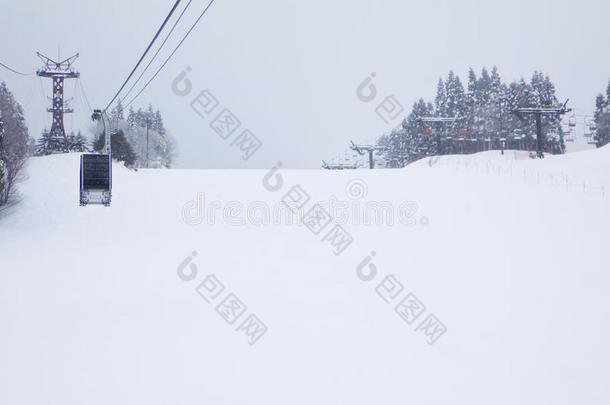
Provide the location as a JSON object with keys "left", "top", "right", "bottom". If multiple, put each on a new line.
{"left": 1, "top": 148, "right": 609, "bottom": 405}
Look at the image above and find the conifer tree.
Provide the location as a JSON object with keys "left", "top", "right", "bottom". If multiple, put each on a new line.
{"left": 379, "top": 67, "right": 567, "bottom": 165}
{"left": 593, "top": 80, "right": 610, "bottom": 147}
{"left": 93, "top": 130, "right": 137, "bottom": 167}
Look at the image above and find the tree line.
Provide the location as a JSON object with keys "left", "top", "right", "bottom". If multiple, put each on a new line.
{"left": 36, "top": 131, "right": 88, "bottom": 155}
{"left": 91, "top": 102, "right": 175, "bottom": 168}
{"left": 35, "top": 100, "right": 175, "bottom": 169}
{"left": 380, "top": 67, "right": 566, "bottom": 166}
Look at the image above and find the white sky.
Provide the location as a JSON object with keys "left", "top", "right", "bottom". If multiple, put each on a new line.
{"left": 1, "top": 0, "right": 608, "bottom": 168}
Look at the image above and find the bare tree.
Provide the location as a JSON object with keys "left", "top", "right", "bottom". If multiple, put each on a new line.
{"left": 0, "top": 82, "right": 30, "bottom": 208}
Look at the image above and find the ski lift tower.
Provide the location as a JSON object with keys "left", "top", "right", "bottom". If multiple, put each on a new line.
{"left": 350, "top": 141, "right": 387, "bottom": 169}
{"left": 512, "top": 100, "right": 571, "bottom": 158}
{"left": 416, "top": 116, "right": 460, "bottom": 156}
{"left": 36, "top": 52, "right": 80, "bottom": 152}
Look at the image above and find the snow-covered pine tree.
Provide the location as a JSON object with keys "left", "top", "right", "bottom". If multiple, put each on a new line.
{"left": 470, "top": 68, "right": 493, "bottom": 147}
{"left": 444, "top": 71, "right": 466, "bottom": 118}
{"left": 35, "top": 131, "right": 52, "bottom": 156}
{"left": 126, "top": 107, "right": 137, "bottom": 129}
{"left": 152, "top": 110, "right": 165, "bottom": 135}
{"left": 109, "top": 101, "right": 125, "bottom": 130}
{"left": 93, "top": 130, "right": 136, "bottom": 167}
{"left": 444, "top": 71, "right": 466, "bottom": 149}
{"left": 67, "top": 131, "right": 89, "bottom": 152}
{"left": 488, "top": 67, "right": 507, "bottom": 145}
{"left": 435, "top": 78, "right": 447, "bottom": 117}
{"left": 432, "top": 76, "right": 449, "bottom": 143}
{"left": 593, "top": 80, "right": 610, "bottom": 147}
{"left": 465, "top": 68, "right": 477, "bottom": 142}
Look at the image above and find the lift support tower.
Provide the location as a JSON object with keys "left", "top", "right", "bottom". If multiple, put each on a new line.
{"left": 350, "top": 141, "right": 387, "bottom": 169}
{"left": 512, "top": 100, "right": 571, "bottom": 158}
{"left": 36, "top": 52, "right": 79, "bottom": 152}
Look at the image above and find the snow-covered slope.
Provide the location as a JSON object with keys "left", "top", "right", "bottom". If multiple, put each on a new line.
{"left": 1, "top": 148, "right": 609, "bottom": 404}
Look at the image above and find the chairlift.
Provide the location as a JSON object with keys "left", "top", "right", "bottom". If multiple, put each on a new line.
{"left": 80, "top": 153, "right": 112, "bottom": 206}
{"left": 568, "top": 115, "right": 576, "bottom": 127}
{"left": 584, "top": 117, "right": 595, "bottom": 131}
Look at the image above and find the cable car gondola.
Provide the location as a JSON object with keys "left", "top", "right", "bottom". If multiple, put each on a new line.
{"left": 80, "top": 153, "right": 111, "bottom": 206}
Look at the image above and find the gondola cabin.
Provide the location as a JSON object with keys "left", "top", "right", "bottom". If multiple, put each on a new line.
{"left": 80, "top": 153, "right": 111, "bottom": 206}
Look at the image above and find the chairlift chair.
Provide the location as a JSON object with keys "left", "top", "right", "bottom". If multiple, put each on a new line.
{"left": 568, "top": 116, "right": 576, "bottom": 127}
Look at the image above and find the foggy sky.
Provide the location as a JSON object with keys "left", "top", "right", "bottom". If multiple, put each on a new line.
{"left": 1, "top": 0, "right": 608, "bottom": 168}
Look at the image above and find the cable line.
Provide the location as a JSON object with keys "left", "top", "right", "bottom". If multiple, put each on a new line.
{"left": 124, "top": 0, "right": 216, "bottom": 109}
{"left": 0, "top": 61, "right": 34, "bottom": 76}
{"left": 104, "top": 0, "right": 182, "bottom": 112}
{"left": 78, "top": 78, "right": 93, "bottom": 114}
{"left": 120, "top": 0, "right": 194, "bottom": 104}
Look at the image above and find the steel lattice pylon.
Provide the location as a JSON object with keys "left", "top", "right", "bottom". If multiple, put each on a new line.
{"left": 36, "top": 52, "right": 79, "bottom": 152}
